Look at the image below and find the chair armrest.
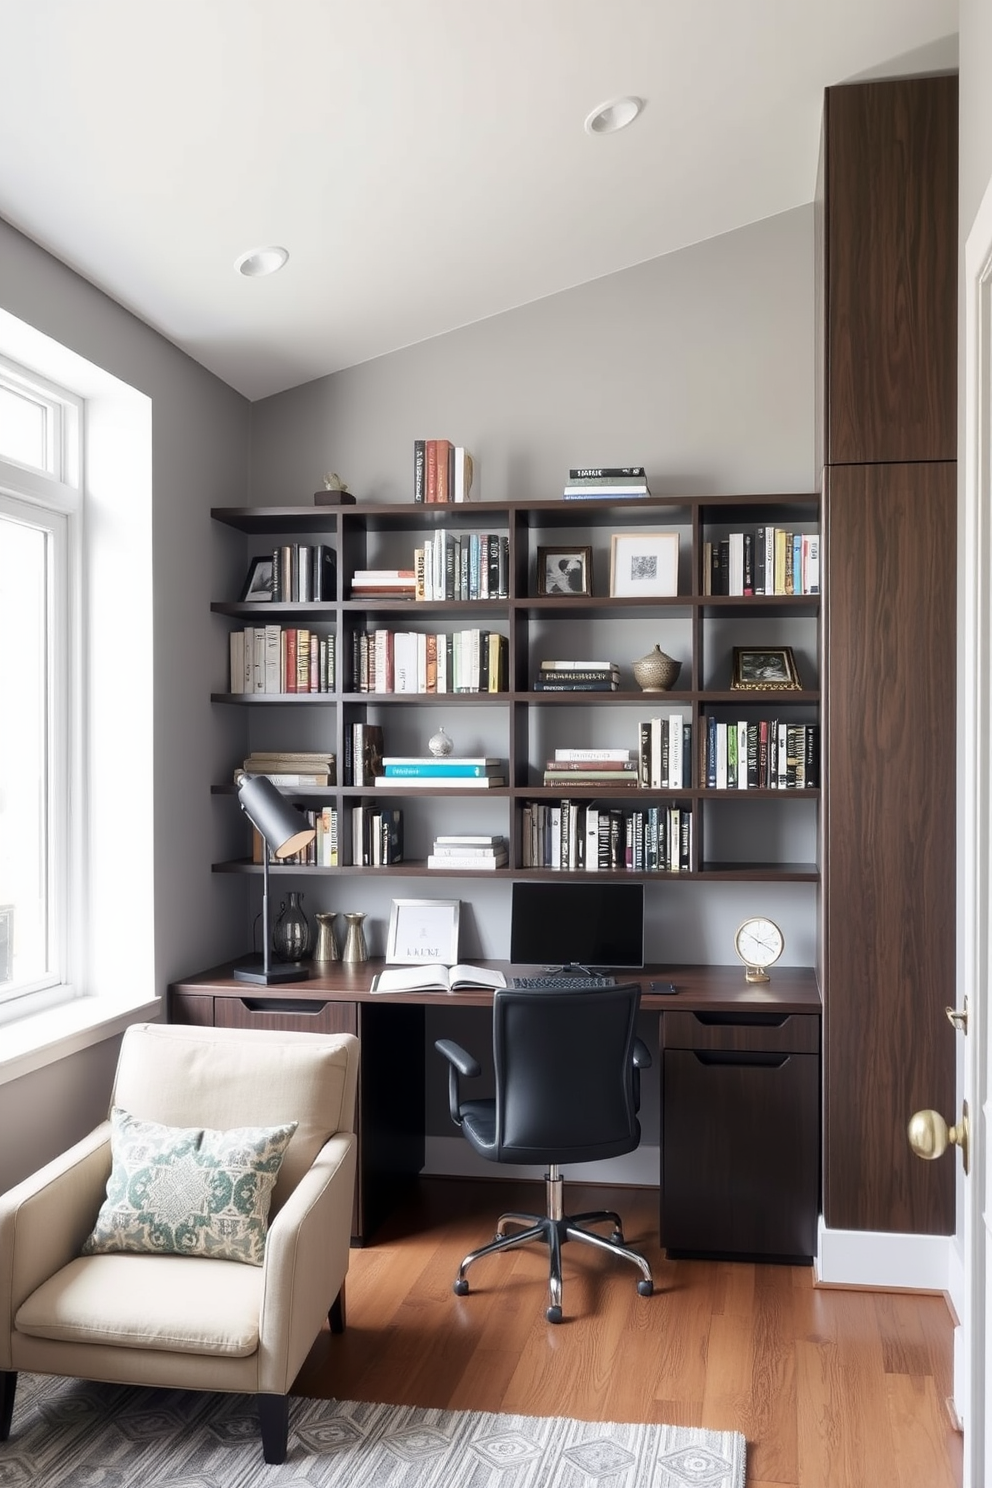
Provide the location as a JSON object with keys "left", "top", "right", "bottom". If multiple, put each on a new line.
{"left": 633, "top": 1037, "right": 652, "bottom": 1070}
{"left": 434, "top": 1039, "right": 481, "bottom": 1126}
{"left": 0, "top": 1123, "right": 111, "bottom": 1365}
{"left": 256, "top": 1131, "right": 357, "bottom": 1394}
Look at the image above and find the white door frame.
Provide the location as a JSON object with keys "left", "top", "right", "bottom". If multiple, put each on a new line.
{"left": 957, "top": 165, "right": 992, "bottom": 1488}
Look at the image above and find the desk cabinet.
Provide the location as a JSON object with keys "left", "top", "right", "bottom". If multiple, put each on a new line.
{"left": 660, "top": 1010, "right": 820, "bottom": 1263}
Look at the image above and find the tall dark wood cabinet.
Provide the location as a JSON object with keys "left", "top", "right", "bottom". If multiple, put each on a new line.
{"left": 820, "top": 75, "right": 957, "bottom": 1235}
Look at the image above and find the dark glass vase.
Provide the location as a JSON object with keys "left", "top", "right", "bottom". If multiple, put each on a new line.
{"left": 272, "top": 890, "right": 311, "bottom": 962}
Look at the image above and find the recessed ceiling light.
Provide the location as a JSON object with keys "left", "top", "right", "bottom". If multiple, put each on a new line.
{"left": 234, "top": 246, "right": 289, "bottom": 278}
{"left": 584, "top": 96, "right": 644, "bottom": 136}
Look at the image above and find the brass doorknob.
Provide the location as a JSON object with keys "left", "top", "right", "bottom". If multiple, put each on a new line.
{"left": 907, "top": 1103, "right": 969, "bottom": 1176}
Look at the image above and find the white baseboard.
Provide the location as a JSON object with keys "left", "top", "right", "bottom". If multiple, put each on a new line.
{"left": 423, "top": 1135, "right": 660, "bottom": 1188}
{"left": 815, "top": 1217, "right": 953, "bottom": 1291}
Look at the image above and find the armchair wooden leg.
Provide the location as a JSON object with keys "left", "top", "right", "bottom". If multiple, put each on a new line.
{"left": 0, "top": 1370, "right": 17, "bottom": 1440}
{"left": 329, "top": 1281, "right": 346, "bottom": 1334}
{"left": 258, "top": 1393, "right": 289, "bottom": 1464}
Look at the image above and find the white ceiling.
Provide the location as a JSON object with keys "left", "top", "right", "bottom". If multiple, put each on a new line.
{"left": 0, "top": 1, "right": 958, "bottom": 402}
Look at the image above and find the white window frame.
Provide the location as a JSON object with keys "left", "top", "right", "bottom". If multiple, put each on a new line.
{"left": 0, "top": 356, "right": 83, "bottom": 1022}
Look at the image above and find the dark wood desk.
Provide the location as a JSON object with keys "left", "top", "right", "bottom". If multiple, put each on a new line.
{"left": 168, "top": 961, "right": 821, "bottom": 1259}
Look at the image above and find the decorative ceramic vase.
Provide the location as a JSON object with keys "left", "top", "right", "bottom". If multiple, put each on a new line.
{"left": 272, "top": 890, "right": 311, "bottom": 962}
{"left": 313, "top": 911, "right": 339, "bottom": 963}
{"left": 428, "top": 726, "right": 453, "bottom": 757}
{"left": 631, "top": 645, "right": 681, "bottom": 692}
{"left": 341, "top": 911, "right": 368, "bottom": 964}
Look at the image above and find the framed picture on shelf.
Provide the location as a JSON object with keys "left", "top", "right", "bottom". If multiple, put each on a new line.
{"left": 536, "top": 545, "right": 593, "bottom": 597}
{"left": 609, "top": 532, "right": 679, "bottom": 598}
{"left": 731, "top": 646, "right": 803, "bottom": 691}
{"left": 240, "top": 556, "right": 275, "bottom": 602}
{"left": 386, "top": 898, "right": 461, "bottom": 964}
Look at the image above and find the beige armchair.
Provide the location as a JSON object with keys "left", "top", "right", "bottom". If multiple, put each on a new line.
{"left": 0, "top": 1021, "right": 359, "bottom": 1464}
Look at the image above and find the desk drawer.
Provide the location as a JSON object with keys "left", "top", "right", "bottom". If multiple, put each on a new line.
{"left": 662, "top": 1010, "right": 819, "bottom": 1055}
{"left": 213, "top": 996, "right": 358, "bottom": 1037}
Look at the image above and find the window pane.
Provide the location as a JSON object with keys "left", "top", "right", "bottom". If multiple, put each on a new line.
{"left": 0, "top": 514, "right": 51, "bottom": 993}
{"left": 0, "top": 385, "right": 48, "bottom": 471}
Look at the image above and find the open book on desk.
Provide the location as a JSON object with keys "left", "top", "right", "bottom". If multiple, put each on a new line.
{"left": 370, "top": 963, "right": 507, "bottom": 994}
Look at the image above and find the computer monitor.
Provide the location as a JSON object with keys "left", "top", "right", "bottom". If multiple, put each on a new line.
{"left": 509, "top": 881, "right": 645, "bottom": 971}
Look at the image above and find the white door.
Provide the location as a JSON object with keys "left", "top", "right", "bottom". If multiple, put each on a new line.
{"left": 956, "top": 167, "right": 992, "bottom": 1488}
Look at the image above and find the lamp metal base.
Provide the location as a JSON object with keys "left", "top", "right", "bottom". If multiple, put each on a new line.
{"left": 232, "top": 956, "right": 310, "bottom": 985}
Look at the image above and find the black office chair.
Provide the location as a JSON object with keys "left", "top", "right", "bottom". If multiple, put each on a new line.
{"left": 435, "top": 981, "right": 654, "bottom": 1322}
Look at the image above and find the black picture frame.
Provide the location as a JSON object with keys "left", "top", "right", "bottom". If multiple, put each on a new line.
{"left": 731, "top": 646, "right": 802, "bottom": 690}
{"left": 240, "top": 556, "right": 275, "bottom": 602}
{"left": 536, "top": 545, "right": 593, "bottom": 597}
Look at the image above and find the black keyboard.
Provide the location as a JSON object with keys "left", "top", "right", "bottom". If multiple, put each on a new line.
{"left": 511, "top": 975, "right": 616, "bottom": 990}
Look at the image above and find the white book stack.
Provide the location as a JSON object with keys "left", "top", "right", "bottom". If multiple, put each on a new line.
{"left": 426, "top": 834, "right": 509, "bottom": 871}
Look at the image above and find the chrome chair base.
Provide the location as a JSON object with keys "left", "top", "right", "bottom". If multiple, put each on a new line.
{"left": 452, "top": 1166, "right": 653, "bottom": 1323}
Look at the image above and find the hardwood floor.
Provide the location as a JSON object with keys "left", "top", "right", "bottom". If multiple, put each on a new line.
{"left": 294, "top": 1176, "right": 963, "bottom": 1488}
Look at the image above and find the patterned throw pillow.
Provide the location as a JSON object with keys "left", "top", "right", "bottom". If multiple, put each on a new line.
{"left": 82, "top": 1107, "right": 298, "bottom": 1266}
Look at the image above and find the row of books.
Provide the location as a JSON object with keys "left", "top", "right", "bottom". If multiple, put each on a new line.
{"left": 268, "top": 544, "right": 337, "bottom": 603}
{"left": 638, "top": 719, "right": 693, "bottom": 788}
{"left": 413, "top": 439, "right": 474, "bottom": 504}
{"left": 416, "top": 531, "right": 509, "bottom": 601}
{"left": 351, "top": 804, "right": 403, "bottom": 866}
{"left": 426, "top": 833, "right": 509, "bottom": 871}
{"left": 521, "top": 799, "right": 692, "bottom": 872}
{"left": 344, "top": 724, "right": 384, "bottom": 787}
{"left": 240, "top": 750, "right": 335, "bottom": 788}
{"left": 375, "top": 754, "right": 506, "bottom": 789}
{"left": 250, "top": 806, "right": 338, "bottom": 866}
{"left": 562, "top": 466, "right": 651, "bottom": 500}
{"left": 350, "top": 627, "right": 508, "bottom": 694}
{"left": 703, "top": 529, "right": 820, "bottom": 597}
{"left": 702, "top": 719, "right": 820, "bottom": 789}
{"left": 533, "top": 660, "right": 619, "bottom": 693}
{"left": 229, "top": 627, "right": 335, "bottom": 694}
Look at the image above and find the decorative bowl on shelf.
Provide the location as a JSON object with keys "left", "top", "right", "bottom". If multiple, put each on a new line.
{"left": 631, "top": 645, "right": 681, "bottom": 692}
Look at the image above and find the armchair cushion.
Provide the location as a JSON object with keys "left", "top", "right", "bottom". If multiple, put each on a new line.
{"left": 81, "top": 1108, "right": 297, "bottom": 1266}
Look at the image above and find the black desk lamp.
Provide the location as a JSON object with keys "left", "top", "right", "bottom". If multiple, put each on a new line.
{"left": 233, "top": 772, "right": 316, "bottom": 985}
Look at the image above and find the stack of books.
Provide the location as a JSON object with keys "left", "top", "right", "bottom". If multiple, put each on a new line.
{"left": 562, "top": 465, "right": 651, "bottom": 500}
{"left": 533, "top": 660, "right": 619, "bottom": 692}
{"left": 349, "top": 569, "right": 417, "bottom": 599}
{"left": 427, "top": 834, "right": 509, "bottom": 870}
{"left": 271, "top": 543, "right": 336, "bottom": 601}
{"left": 541, "top": 748, "right": 640, "bottom": 788}
{"left": 239, "top": 750, "right": 335, "bottom": 787}
{"left": 374, "top": 756, "right": 507, "bottom": 788}
{"left": 638, "top": 717, "right": 692, "bottom": 789}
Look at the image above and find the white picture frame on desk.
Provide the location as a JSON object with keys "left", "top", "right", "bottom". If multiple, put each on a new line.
{"left": 386, "top": 898, "right": 461, "bottom": 964}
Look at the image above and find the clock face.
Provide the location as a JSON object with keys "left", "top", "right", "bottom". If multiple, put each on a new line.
{"left": 735, "top": 917, "right": 784, "bottom": 969}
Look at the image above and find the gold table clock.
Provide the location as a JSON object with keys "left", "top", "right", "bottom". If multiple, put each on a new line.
{"left": 734, "top": 917, "right": 784, "bottom": 983}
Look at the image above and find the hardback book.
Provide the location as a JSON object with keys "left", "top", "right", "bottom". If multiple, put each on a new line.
{"left": 382, "top": 755, "right": 501, "bottom": 767}
{"left": 539, "top": 659, "right": 618, "bottom": 671}
{"left": 562, "top": 483, "right": 650, "bottom": 498}
{"left": 241, "top": 771, "right": 331, "bottom": 788}
{"left": 382, "top": 762, "right": 503, "bottom": 778}
{"left": 426, "top": 853, "right": 508, "bottom": 870}
{"left": 544, "top": 757, "right": 635, "bottom": 771}
{"left": 453, "top": 446, "right": 474, "bottom": 503}
{"left": 568, "top": 467, "right": 646, "bottom": 479}
{"left": 429, "top": 843, "right": 507, "bottom": 857}
{"left": 374, "top": 775, "right": 506, "bottom": 788}
{"left": 413, "top": 439, "right": 426, "bottom": 503}
{"left": 370, "top": 962, "right": 507, "bottom": 994}
{"left": 433, "top": 834, "right": 506, "bottom": 846}
{"left": 532, "top": 680, "right": 619, "bottom": 691}
{"left": 555, "top": 748, "right": 634, "bottom": 761}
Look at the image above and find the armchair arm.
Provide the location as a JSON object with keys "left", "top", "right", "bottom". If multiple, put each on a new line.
{"left": 434, "top": 1039, "right": 481, "bottom": 1126}
{"left": 256, "top": 1131, "right": 357, "bottom": 1395}
{"left": 0, "top": 1123, "right": 111, "bottom": 1366}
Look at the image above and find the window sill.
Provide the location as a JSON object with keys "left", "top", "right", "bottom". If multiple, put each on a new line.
{"left": 0, "top": 994, "right": 161, "bottom": 1086}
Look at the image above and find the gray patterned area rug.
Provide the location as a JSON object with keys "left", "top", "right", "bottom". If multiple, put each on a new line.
{"left": 2, "top": 1373, "right": 746, "bottom": 1487}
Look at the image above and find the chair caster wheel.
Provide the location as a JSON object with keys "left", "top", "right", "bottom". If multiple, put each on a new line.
{"left": 546, "top": 1305, "right": 563, "bottom": 1324}
{"left": 453, "top": 1278, "right": 469, "bottom": 1296}
{"left": 637, "top": 1279, "right": 654, "bottom": 1297}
